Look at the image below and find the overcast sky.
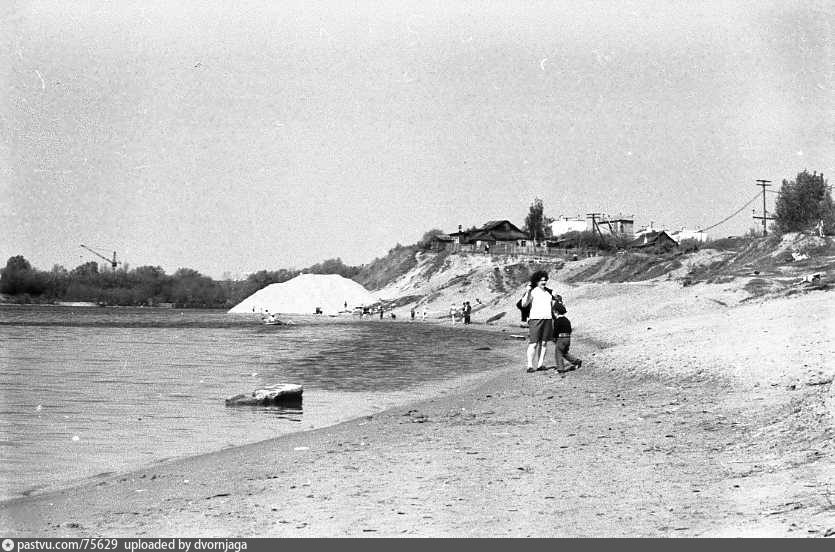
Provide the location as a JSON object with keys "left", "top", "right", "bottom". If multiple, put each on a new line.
{"left": 2, "top": 1, "right": 832, "bottom": 279}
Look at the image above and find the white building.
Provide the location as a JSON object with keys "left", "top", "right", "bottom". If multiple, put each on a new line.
{"left": 550, "top": 216, "right": 587, "bottom": 237}
{"left": 669, "top": 227, "right": 708, "bottom": 242}
{"left": 595, "top": 216, "right": 634, "bottom": 238}
{"left": 634, "top": 222, "right": 665, "bottom": 237}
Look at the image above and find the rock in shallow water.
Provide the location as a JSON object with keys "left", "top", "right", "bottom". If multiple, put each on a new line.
{"left": 225, "top": 383, "right": 303, "bottom": 406}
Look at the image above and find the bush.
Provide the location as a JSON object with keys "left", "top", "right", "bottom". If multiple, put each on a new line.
{"left": 709, "top": 236, "right": 750, "bottom": 251}
{"left": 556, "top": 230, "right": 622, "bottom": 251}
{"left": 0, "top": 255, "right": 48, "bottom": 296}
{"left": 774, "top": 170, "right": 834, "bottom": 235}
{"left": 417, "top": 228, "right": 446, "bottom": 250}
{"left": 678, "top": 238, "right": 701, "bottom": 253}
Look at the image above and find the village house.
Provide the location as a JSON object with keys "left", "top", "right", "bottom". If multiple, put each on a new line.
{"left": 627, "top": 230, "right": 679, "bottom": 250}
{"left": 434, "top": 220, "right": 530, "bottom": 253}
{"left": 432, "top": 213, "right": 683, "bottom": 257}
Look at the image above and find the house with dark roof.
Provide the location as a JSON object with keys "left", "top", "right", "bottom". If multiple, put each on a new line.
{"left": 627, "top": 230, "right": 678, "bottom": 249}
{"left": 466, "top": 220, "right": 529, "bottom": 243}
{"left": 435, "top": 220, "right": 530, "bottom": 252}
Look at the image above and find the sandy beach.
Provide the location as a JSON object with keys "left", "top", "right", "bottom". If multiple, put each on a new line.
{"left": 2, "top": 283, "right": 833, "bottom": 537}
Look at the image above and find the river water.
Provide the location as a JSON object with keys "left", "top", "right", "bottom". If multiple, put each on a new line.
{"left": 0, "top": 305, "right": 512, "bottom": 501}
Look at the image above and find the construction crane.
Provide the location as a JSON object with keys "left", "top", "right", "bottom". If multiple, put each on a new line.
{"left": 80, "top": 244, "right": 121, "bottom": 271}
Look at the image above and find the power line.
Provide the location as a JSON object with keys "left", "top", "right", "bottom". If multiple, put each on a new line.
{"left": 701, "top": 193, "right": 761, "bottom": 232}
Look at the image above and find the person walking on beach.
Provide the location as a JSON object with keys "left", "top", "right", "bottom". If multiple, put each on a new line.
{"left": 421, "top": 307, "right": 427, "bottom": 322}
{"left": 410, "top": 306, "right": 416, "bottom": 322}
{"left": 519, "top": 270, "right": 556, "bottom": 372}
{"left": 553, "top": 302, "right": 582, "bottom": 372}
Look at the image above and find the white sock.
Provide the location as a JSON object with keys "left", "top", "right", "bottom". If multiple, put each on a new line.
{"left": 538, "top": 343, "right": 548, "bottom": 367}
{"left": 526, "top": 343, "right": 538, "bottom": 368}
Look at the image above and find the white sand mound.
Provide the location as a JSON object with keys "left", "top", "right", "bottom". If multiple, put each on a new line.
{"left": 228, "top": 274, "right": 378, "bottom": 315}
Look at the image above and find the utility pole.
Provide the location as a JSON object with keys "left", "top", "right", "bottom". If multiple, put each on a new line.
{"left": 753, "top": 179, "right": 774, "bottom": 236}
{"left": 586, "top": 213, "right": 605, "bottom": 238}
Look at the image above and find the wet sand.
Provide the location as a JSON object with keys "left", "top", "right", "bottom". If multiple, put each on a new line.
{"left": 2, "top": 289, "right": 833, "bottom": 537}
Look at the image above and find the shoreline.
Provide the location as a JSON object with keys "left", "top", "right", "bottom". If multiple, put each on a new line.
{"left": 1, "top": 337, "right": 532, "bottom": 536}
{"left": 2, "top": 288, "right": 833, "bottom": 536}
{"left": 1, "top": 322, "right": 524, "bottom": 506}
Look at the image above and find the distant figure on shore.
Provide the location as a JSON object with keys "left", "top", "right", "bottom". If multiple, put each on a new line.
{"left": 553, "top": 302, "right": 582, "bottom": 372}
{"left": 518, "top": 270, "right": 557, "bottom": 373}
{"left": 410, "top": 306, "right": 416, "bottom": 322}
{"left": 449, "top": 305, "right": 457, "bottom": 326}
{"left": 463, "top": 301, "right": 472, "bottom": 325}
{"left": 379, "top": 308, "right": 384, "bottom": 320}
{"left": 818, "top": 219, "right": 825, "bottom": 237}
{"left": 484, "top": 243, "right": 490, "bottom": 254}
{"left": 421, "top": 308, "right": 427, "bottom": 321}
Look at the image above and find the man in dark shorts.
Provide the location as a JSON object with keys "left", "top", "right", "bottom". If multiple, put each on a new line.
{"left": 518, "top": 270, "right": 556, "bottom": 372}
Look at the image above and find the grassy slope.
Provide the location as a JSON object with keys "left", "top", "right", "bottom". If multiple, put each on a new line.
{"left": 352, "top": 246, "right": 421, "bottom": 291}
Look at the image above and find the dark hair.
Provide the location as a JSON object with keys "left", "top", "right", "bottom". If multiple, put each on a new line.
{"left": 529, "top": 270, "right": 549, "bottom": 286}
{"left": 554, "top": 302, "right": 567, "bottom": 315}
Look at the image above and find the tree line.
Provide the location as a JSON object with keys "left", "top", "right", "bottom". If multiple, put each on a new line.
{"left": 0, "top": 257, "right": 365, "bottom": 308}
{"left": 0, "top": 227, "right": 451, "bottom": 308}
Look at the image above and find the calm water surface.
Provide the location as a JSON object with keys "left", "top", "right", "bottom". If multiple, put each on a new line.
{"left": 0, "top": 306, "right": 511, "bottom": 501}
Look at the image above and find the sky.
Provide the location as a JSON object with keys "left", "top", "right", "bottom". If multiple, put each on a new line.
{"left": 2, "top": 0, "right": 833, "bottom": 279}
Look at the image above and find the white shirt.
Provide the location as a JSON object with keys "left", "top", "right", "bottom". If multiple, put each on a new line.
{"left": 528, "top": 287, "right": 554, "bottom": 320}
